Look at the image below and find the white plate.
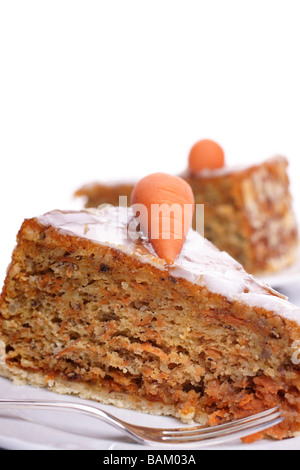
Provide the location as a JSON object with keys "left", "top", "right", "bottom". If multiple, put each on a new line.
{"left": 0, "top": 376, "right": 299, "bottom": 450}
{"left": 257, "top": 248, "right": 300, "bottom": 288}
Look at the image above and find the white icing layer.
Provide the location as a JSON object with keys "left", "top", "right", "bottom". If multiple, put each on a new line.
{"left": 37, "top": 206, "right": 300, "bottom": 326}
{"left": 181, "top": 155, "right": 286, "bottom": 179}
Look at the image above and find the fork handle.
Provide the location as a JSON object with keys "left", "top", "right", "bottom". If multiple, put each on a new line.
{"left": 0, "top": 399, "right": 132, "bottom": 436}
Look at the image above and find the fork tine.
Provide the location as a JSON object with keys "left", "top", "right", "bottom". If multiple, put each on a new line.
{"left": 162, "top": 410, "right": 281, "bottom": 439}
{"left": 162, "top": 406, "right": 280, "bottom": 435}
{"left": 157, "top": 416, "right": 284, "bottom": 447}
{"left": 160, "top": 413, "right": 283, "bottom": 444}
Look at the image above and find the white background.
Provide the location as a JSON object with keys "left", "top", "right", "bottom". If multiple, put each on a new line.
{"left": 0, "top": 0, "right": 300, "bottom": 283}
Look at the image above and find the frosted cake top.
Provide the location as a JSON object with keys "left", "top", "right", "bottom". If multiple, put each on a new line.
{"left": 37, "top": 205, "right": 300, "bottom": 326}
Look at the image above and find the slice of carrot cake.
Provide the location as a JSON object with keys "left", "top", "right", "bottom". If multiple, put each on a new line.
{"left": 1, "top": 206, "right": 300, "bottom": 440}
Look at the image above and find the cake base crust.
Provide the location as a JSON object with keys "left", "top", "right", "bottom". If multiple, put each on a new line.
{"left": 0, "top": 362, "right": 208, "bottom": 425}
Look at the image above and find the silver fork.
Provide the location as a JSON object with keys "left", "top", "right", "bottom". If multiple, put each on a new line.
{"left": 0, "top": 399, "right": 283, "bottom": 448}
